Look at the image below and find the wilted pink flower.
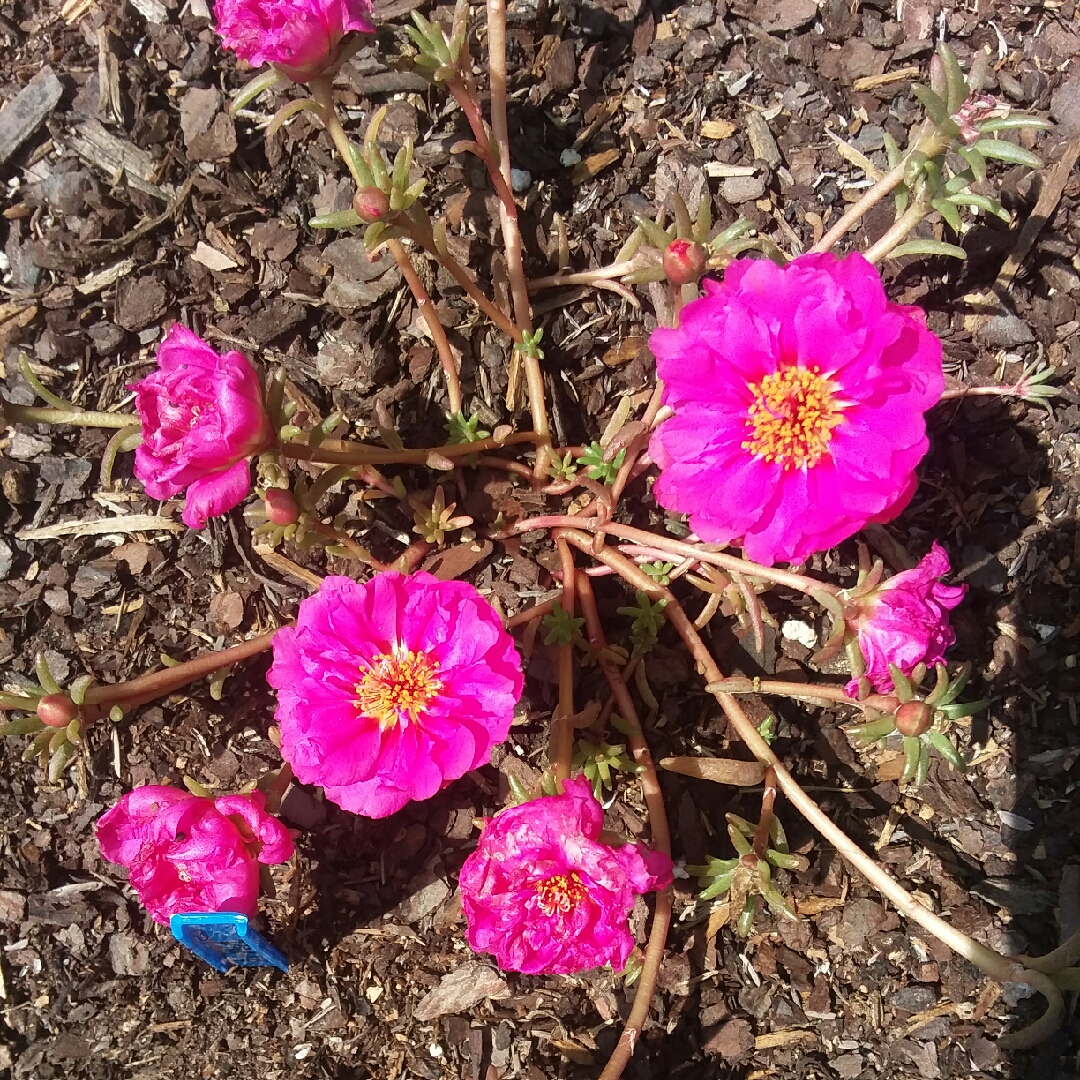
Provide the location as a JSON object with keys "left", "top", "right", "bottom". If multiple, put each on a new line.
{"left": 96, "top": 786, "right": 293, "bottom": 925}
{"left": 845, "top": 542, "right": 966, "bottom": 694}
{"left": 131, "top": 325, "right": 274, "bottom": 530}
{"left": 213, "top": 0, "right": 375, "bottom": 83}
{"left": 649, "top": 253, "right": 944, "bottom": 565}
{"left": 459, "top": 777, "right": 673, "bottom": 975}
{"left": 267, "top": 573, "right": 523, "bottom": 819}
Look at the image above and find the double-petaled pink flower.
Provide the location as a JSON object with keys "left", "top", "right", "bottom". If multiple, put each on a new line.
{"left": 131, "top": 325, "right": 274, "bottom": 530}
{"left": 213, "top": 0, "right": 375, "bottom": 83}
{"left": 649, "top": 253, "right": 944, "bottom": 566}
{"left": 267, "top": 572, "right": 523, "bottom": 819}
{"left": 845, "top": 542, "right": 966, "bottom": 694}
{"left": 459, "top": 778, "right": 674, "bottom": 975}
{"left": 96, "top": 786, "right": 293, "bottom": 925}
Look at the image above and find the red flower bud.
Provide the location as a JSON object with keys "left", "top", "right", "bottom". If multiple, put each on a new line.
{"left": 265, "top": 488, "right": 300, "bottom": 526}
{"left": 353, "top": 186, "right": 390, "bottom": 223}
{"left": 894, "top": 700, "right": 934, "bottom": 738}
{"left": 662, "top": 239, "right": 707, "bottom": 286}
{"left": 37, "top": 694, "right": 78, "bottom": 728}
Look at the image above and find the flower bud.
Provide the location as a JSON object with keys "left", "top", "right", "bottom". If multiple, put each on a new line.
{"left": 662, "top": 239, "right": 707, "bottom": 286}
{"left": 264, "top": 488, "right": 300, "bottom": 526}
{"left": 38, "top": 694, "right": 78, "bottom": 728}
{"left": 353, "top": 186, "right": 390, "bottom": 223}
{"left": 894, "top": 700, "right": 934, "bottom": 738}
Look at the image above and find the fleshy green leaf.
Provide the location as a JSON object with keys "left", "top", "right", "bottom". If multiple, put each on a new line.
{"left": 889, "top": 239, "right": 967, "bottom": 261}
{"left": 971, "top": 138, "right": 1043, "bottom": 170}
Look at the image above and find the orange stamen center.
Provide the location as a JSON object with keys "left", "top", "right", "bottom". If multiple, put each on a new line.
{"left": 742, "top": 366, "right": 845, "bottom": 470}
{"left": 355, "top": 647, "right": 442, "bottom": 730}
{"left": 534, "top": 872, "right": 586, "bottom": 917}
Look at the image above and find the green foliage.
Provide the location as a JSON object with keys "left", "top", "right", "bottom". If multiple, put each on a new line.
{"left": 616, "top": 591, "right": 668, "bottom": 656}
{"left": 573, "top": 739, "right": 643, "bottom": 799}
{"left": 514, "top": 328, "right": 545, "bottom": 361}
{"left": 547, "top": 450, "right": 578, "bottom": 481}
{"left": 639, "top": 561, "right": 676, "bottom": 586}
{"left": 445, "top": 411, "right": 491, "bottom": 445}
{"left": 577, "top": 441, "right": 625, "bottom": 485}
{"left": 542, "top": 600, "right": 585, "bottom": 646}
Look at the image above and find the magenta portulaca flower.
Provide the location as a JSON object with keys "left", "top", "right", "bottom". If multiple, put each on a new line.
{"left": 213, "top": 0, "right": 375, "bottom": 83}
{"left": 845, "top": 542, "right": 966, "bottom": 694}
{"left": 96, "top": 786, "right": 294, "bottom": 925}
{"left": 459, "top": 778, "right": 674, "bottom": 975}
{"left": 649, "top": 253, "right": 944, "bottom": 566}
{"left": 267, "top": 573, "right": 523, "bottom": 819}
{"left": 131, "top": 325, "right": 274, "bottom": 530}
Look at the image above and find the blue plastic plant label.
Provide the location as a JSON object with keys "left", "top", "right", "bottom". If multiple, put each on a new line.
{"left": 169, "top": 912, "right": 289, "bottom": 974}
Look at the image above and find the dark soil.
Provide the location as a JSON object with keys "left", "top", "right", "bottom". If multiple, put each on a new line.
{"left": 1, "top": 0, "right": 1080, "bottom": 1077}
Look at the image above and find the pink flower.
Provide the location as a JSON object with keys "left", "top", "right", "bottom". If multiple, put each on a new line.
{"left": 131, "top": 325, "right": 274, "bottom": 530}
{"left": 459, "top": 778, "right": 673, "bottom": 975}
{"left": 649, "top": 253, "right": 944, "bottom": 565}
{"left": 96, "top": 786, "right": 294, "bottom": 925}
{"left": 213, "top": 0, "right": 375, "bottom": 83}
{"left": 266, "top": 572, "right": 523, "bottom": 819}
{"left": 845, "top": 542, "right": 966, "bottom": 694}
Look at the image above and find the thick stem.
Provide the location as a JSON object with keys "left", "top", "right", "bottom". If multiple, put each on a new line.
{"left": 863, "top": 199, "right": 930, "bottom": 264}
{"left": 310, "top": 77, "right": 365, "bottom": 188}
{"left": 751, "top": 766, "right": 778, "bottom": 859}
{"left": 557, "top": 531, "right": 1059, "bottom": 1047}
{"left": 83, "top": 631, "right": 278, "bottom": 707}
{"left": 485, "top": 0, "right": 532, "bottom": 337}
{"left": 404, "top": 220, "right": 523, "bottom": 342}
{"left": 2, "top": 402, "right": 137, "bottom": 430}
{"left": 280, "top": 431, "right": 538, "bottom": 468}
{"left": 492, "top": 516, "right": 840, "bottom": 596}
{"left": 810, "top": 163, "right": 906, "bottom": 254}
{"left": 386, "top": 238, "right": 463, "bottom": 414}
{"left": 551, "top": 537, "right": 577, "bottom": 783}
{"left": 527, "top": 262, "right": 639, "bottom": 291}
{"left": 575, "top": 570, "right": 672, "bottom": 1080}
{"left": 444, "top": 71, "right": 551, "bottom": 476}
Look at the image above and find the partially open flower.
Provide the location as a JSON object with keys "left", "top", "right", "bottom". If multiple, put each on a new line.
{"left": 131, "top": 325, "right": 274, "bottom": 530}
{"left": 267, "top": 573, "right": 523, "bottom": 818}
{"left": 662, "top": 238, "right": 707, "bottom": 286}
{"left": 459, "top": 777, "right": 673, "bottom": 975}
{"left": 845, "top": 542, "right": 966, "bottom": 695}
{"left": 213, "top": 0, "right": 375, "bottom": 83}
{"left": 649, "top": 253, "right": 944, "bottom": 565}
{"left": 353, "top": 186, "right": 390, "bottom": 223}
{"left": 264, "top": 487, "right": 300, "bottom": 525}
{"left": 96, "top": 786, "right": 293, "bottom": 925}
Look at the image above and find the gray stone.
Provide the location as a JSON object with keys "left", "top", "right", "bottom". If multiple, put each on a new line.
{"left": 1050, "top": 80, "right": 1080, "bottom": 138}
{"left": 721, "top": 173, "right": 767, "bottom": 203}
{"left": 679, "top": 1, "right": 715, "bottom": 29}
{"left": 975, "top": 314, "right": 1036, "bottom": 347}
{"left": 630, "top": 54, "right": 666, "bottom": 86}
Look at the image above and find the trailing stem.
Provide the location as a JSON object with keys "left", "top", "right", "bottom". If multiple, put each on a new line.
{"left": 574, "top": 570, "right": 672, "bottom": 1080}
{"left": 551, "top": 536, "right": 577, "bottom": 783}
{"left": 1, "top": 402, "right": 137, "bottom": 429}
{"left": 557, "top": 531, "right": 1063, "bottom": 1050}
{"left": 280, "top": 430, "right": 539, "bottom": 468}
{"left": 493, "top": 516, "right": 841, "bottom": 597}
{"left": 864, "top": 198, "right": 932, "bottom": 264}
{"left": 386, "top": 238, "right": 463, "bottom": 414}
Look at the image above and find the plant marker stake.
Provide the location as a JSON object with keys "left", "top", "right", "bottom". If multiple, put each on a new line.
{"left": 169, "top": 913, "right": 288, "bottom": 974}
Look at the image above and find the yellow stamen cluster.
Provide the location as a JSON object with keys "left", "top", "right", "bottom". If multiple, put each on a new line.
{"left": 356, "top": 648, "right": 443, "bottom": 730}
{"left": 742, "top": 365, "right": 844, "bottom": 470}
{"left": 534, "top": 871, "right": 586, "bottom": 917}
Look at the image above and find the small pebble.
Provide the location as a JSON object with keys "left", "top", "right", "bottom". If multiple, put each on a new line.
{"left": 510, "top": 168, "right": 532, "bottom": 193}
{"left": 559, "top": 148, "right": 582, "bottom": 167}
{"left": 721, "top": 173, "right": 766, "bottom": 203}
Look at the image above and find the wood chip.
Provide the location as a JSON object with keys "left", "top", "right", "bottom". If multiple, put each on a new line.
{"left": 995, "top": 134, "right": 1080, "bottom": 291}
{"left": 755, "top": 1030, "right": 818, "bottom": 1050}
{"left": 571, "top": 148, "right": 620, "bottom": 184}
{"left": 192, "top": 241, "right": 239, "bottom": 272}
{"left": 700, "top": 119, "right": 737, "bottom": 140}
{"left": 793, "top": 896, "right": 846, "bottom": 916}
{"left": 826, "top": 130, "right": 885, "bottom": 182}
{"left": 704, "top": 162, "right": 758, "bottom": 178}
{"left": 745, "top": 111, "right": 782, "bottom": 169}
{"left": 76, "top": 259, "right": 136, "bottom": 296}
{"left": 17, "top": 514, "right": 182, "bottom": 541}
{"left": 0, "top": 67, "right": 63, "bottom": 167}
{"left": 65, "top": 120, "right": 175, "bottom": 202}
{"left": 852, "top": 66, "right": 921, "bottom": 92}
{"left": 254, "top": 547, "right": 324, "bottom": 591}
